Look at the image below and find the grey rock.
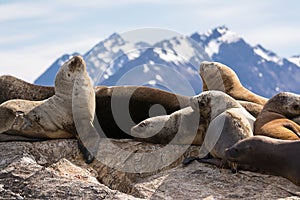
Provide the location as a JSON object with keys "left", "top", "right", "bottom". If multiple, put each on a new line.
{"left": 0, "top": 139, "right": 299, "bottom": 199}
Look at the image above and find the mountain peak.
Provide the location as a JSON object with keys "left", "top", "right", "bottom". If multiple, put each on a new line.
{"left": 215, "top": 25, "right": 229, "bottom": 34}
{"left": 191, "top": 26, "right": 241, "bottom": 57}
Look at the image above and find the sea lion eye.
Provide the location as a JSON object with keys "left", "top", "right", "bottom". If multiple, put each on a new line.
{"left": 140, "top": 122, "right": 147, "bottom": 127}
{"left": 199, "top": 102, "right": 205, "bottom": 107}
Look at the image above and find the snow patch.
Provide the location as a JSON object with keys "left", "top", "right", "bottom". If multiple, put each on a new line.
{"left": 153, "top": 48, "right": 183, "bottom": 64}
{"left": 143, "top": 64, "right": 150, "bottom": 73}
{"left": 288, "top": 55, "right": 300, "bottom": 67}
{"left": 204, "top": 27, "right": 240, "bottom": 57}
{"left": 254, "top": 45, "right": 283, "bottom": 65}
{"left": 155, "top": 74, "right": 163, "bottom": 81}
{"left": 205, "top": 40, "right": 220, "bottom": 57}
{"left": 148, "top": 80, "right": 156, "bottom": 85}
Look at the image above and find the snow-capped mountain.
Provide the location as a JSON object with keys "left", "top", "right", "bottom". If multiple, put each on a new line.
{"left": 83, "top": 33, "right": 151, "bottom": 84}
{"left": 34, "top": 26, "right": 300, "bottom": 98}
{"left": 100, "top": 35, "right": 210, "bottom": 95}
{"left": 191, "top": 26, "right": 300, "bottom": 97}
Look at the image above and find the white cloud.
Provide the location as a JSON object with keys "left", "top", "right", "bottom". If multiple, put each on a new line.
{"left": 0, "top": 2, "right": 53, "bottom": 22}
{"left": 0, "top": 33, "right": 38, "bottom": 46}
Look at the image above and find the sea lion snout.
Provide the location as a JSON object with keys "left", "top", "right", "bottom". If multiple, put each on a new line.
{"left": 69, "top": 56, "right": 85, "bottom": 72}
{"left": 224, "top": 147, "right": 239, "bottom": 161}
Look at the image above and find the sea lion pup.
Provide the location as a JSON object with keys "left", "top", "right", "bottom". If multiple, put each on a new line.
{"left": 0, "top": 75, "right": 54, "bottom": 104}
{"left": 225, "top": 135, "right": 300, "bottom": 186}
{"left": 94, "top": 86, "right": 190, "bottom": 139}
{"left": 200, "top": 61, "right": 268, "bottom": 105}
{"left": 0, "top": 56, "right": 90, "bottom": 140}
{"left": 131, "top": 106, "right": 206, "bottom": 145}
{"left": 254, "top": 92, "right": 300, "bottom": 140}
{"left": 189, "top": 90, "right": 255, "bottom": 161}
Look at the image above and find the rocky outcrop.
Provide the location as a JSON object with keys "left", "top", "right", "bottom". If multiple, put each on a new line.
{"left": 0, "top": 139, "right": 299, "bottom": 199}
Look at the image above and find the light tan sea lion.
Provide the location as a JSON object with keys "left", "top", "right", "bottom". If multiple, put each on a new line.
{"left": 225, "top": 135, "right": 300, "bottom": 186}
{"left": 94, "top": 86, "right": 190, "bottom": 139}
{"left": 254, "top": 92, "right": 300, "bottom": 140}
{"left": 190, "top": 90, "right": 255, "bottom": 159}
{"left": 131, "top": 106, "right": 206, "bottom": 145}
{"left": 200, "top": 61, "right": 268, "bottom": 105}
{"left": 0, "top": 56, "right": 89, "bottom": 140}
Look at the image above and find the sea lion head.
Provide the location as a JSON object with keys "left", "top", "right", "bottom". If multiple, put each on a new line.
{"left": 190, "top": 90, "right": 241, "bottom": 120}
{"left": 55, "top": 55, "right": 87, "bottom": 95}
{"left": 200, "top": 61, "right": 240, "bottom": 92}
{"left": 225, "top": 137, "right": 256, "bottom": 165}
{"left": 131, "top": 115, "right": 170, "bottom": 139}
{"left": 224, "top": 136, "right": 271, "bottom": 165}
{"left": 264, "top": 92, "right": 300, "bottom": 118}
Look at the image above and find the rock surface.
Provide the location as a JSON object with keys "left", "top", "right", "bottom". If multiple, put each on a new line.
{"left": 0, "top": 139, "right": 299, "bottom": 199}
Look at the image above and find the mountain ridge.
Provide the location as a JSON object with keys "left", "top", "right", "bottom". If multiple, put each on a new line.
{"left": 34, "top": 26, "right": 300, "bottom": 98}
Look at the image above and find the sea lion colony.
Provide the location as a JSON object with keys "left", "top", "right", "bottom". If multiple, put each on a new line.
{"left": 0, "top": 58, "right": 300, "bottom": 186}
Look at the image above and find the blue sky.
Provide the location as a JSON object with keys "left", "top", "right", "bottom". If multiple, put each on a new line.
{"left": 0, "top": 0, "right": 300, "bottom": 82}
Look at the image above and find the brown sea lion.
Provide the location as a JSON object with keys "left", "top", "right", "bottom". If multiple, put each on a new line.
{"left": 94, "top": 86, "right": 190, "bottom": 139}
{"left": 0, "top": 75, "right": 54, "bottom": 104}
{"left": 200, "top": 61, "right": 268, "bottom": 105}
{"left": 225, "top": 135, "right": 300, "bottom": 186}
{"left": 254, "top": 92, "right": 300, "bottom": 140}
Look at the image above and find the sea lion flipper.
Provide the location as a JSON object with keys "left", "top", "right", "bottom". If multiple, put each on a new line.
{"left": 196, "top": 157, "right": 227, "bottom": 168}
{"left": 182, "top": 154, "right": 212, "bottom": 166}
{"left": 77, "top": 139, "right": 96, "bottom": 164}
{"left": 283, "top": 122, "right": 300, "bottom": 139}
{"left": 0, "top": 106, "right": 16, "bottom": 134}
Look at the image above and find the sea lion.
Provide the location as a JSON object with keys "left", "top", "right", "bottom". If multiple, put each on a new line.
{"left": 0, "top": 56, "right": 90, "bottom": 140}
{"left": 190, "top": 90, "right": 255, "bottom": 159}
{"left": 0, "top": 75, "right": 54, "bottom": 104}
{"left": 225, "top": 135, "right": 300, "bottom": 186}
{"left": 131, "top": 106, "right": 205, "bottom": 145}
{"left": 94, "top": 86, "right": 190, "bottom": 139}
{"left": 254, "top": 92, "right": 300, "bottom": 140}
{"left": 200, "top": 61, "right": 268, "bottom": 105}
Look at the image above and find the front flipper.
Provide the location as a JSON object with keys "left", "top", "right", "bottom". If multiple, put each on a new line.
{"left": 182, "top": 154, "right": 212, "bottom": 166}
